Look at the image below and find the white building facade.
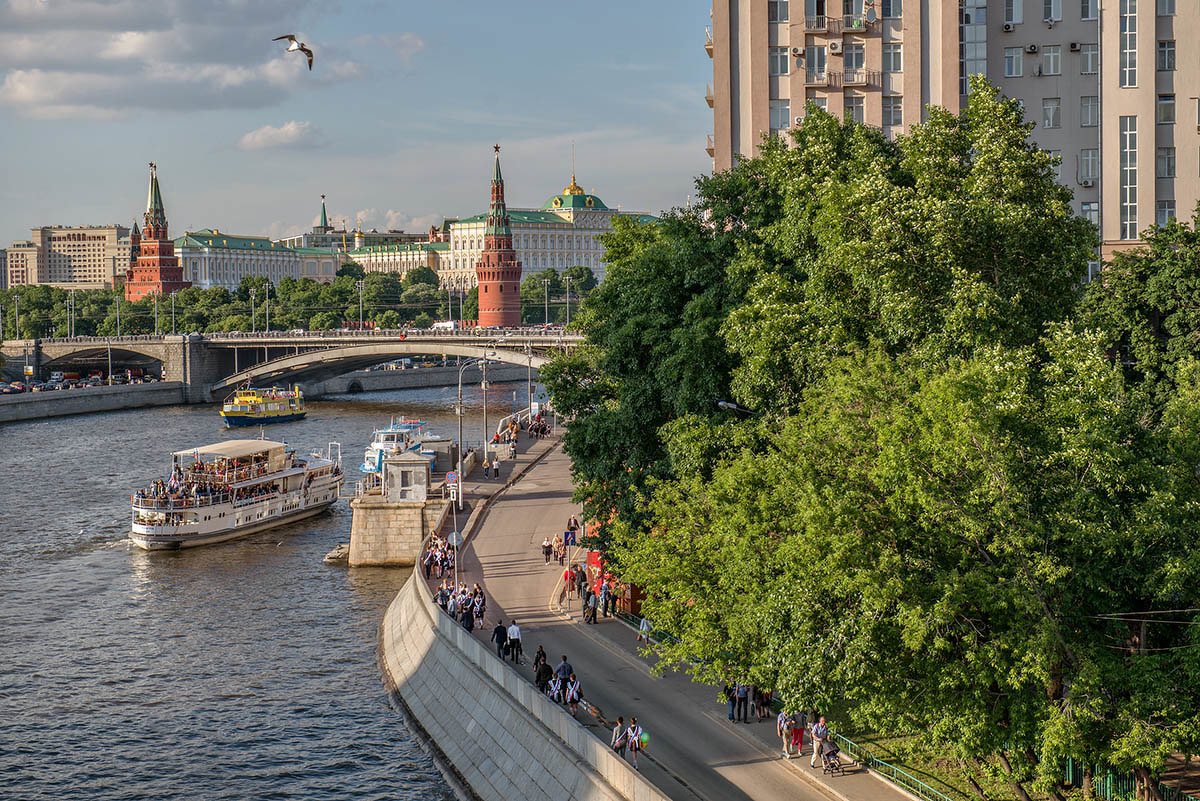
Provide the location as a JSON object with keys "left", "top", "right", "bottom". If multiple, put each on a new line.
{"left": 175, "top": 229, "right": 340, "bottom": 291}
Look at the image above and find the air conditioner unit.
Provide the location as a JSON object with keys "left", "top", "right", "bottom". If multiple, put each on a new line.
{"left": 1080, "top": 178, "right": 1095, "bottom": 188}
{"left": 829, "top": 40, "right": 843, "bottom": 54}
{"left": 1026, "top": 44, "right": 1039, "bottom": 53}
{"left": 1003, "top": 22, "right": 1015, "bottom": 32}
{"left": 1069, "top": 42, "right": 1081, "bottom": 51}
{"left": 795, "top": 116, "right": 805, "bottom": 126}
{"left": 791, "top": 46, "right": 803, "bottom": 57}
{"left": 1045, "top": 18, "right": 1055, "bottom": 28}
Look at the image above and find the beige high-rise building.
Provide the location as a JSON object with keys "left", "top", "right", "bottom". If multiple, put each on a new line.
{"left": 709, "top": 0, "right": 1198, "bottom": 256}
{"left": 6, "top": 225, "right": 132, "bottom": 289}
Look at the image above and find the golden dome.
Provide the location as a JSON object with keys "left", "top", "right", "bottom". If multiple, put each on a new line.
{"left": 563, "top": 171, "right": 584, "bottom": 196}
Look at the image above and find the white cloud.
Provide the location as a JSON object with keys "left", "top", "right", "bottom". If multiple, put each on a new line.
{"left": 237, "top": 120, "right": 324, "bottom": 151}
{"left": 351, "top": 32, "right": 426, "bottom": 66}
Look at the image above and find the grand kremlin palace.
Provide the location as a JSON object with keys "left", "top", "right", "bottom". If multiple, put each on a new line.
{"left": 349, "top": 172, "right": 656, "bottom": 291}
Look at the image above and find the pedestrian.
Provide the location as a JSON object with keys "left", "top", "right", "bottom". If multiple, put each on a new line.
{"left": 562, "top": 565, "right": 574, "bottom": 598}
{"left": 637, "top": 615, "right": 652, "bottom": 643}
{"left": 626, "top": 717, "right": 644, "bottom": 770}
{"left": 778, "top": 708, "right": 793, "bottom": 759}
{"left": 565, "top": 672, "right": 583, "bottom": 717}
{"left": 460, "top": 604, "right": 474, "bottom": 633}
{"left": 735, "top": 683, "right": 749, "bottom": 723}
{"left": 541, "top": 537, "right": 552, "bottom": 565}
{"left": 585, "top": 590, "right": 598, "bottom": 624}
{"left": 535, "top": 659, "right": 553, "bottom": 693}
{"left": 810, "top": 715, "right": 829, "bottom": 768}
{"left": 509, "top": 440, "right": 516, "bottom": 460}
{"left": 791, "top": 710, "right": 807, "bottom": 756}
{"left": 492, "top": 460, "right": 500, "bottom": 479}
{"left": 491, "top": 620, "right": 507, "bottom": 658}
{"left": 547, "top": 672, "right": 564, "bottom": 702}
{"left": 600, "top": 579, "right": 611, "bottom": 618}
{"left": 611, "top": 715, "right": 628, "bottom": 757}
{"left": 506, "top": 620, "right": 523, "bottom": 664}
{"left": 533, "top": 645, "right": 548, "bottom": 671}
{"left": 555, "top": 655, "right": 573, "bottom": 682}
{"left": 723, "top": 683, "right": 735, "bottom": 721}
{"left": 422, "top": 547, "right": 434, "bottom": 579}
{"left": 480, "top": 457, "right": 489, "bottom": 477}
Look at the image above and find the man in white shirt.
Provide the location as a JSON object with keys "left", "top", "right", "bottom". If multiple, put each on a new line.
{"left": 506, "top": 621, "right": 523, "bottom": 664}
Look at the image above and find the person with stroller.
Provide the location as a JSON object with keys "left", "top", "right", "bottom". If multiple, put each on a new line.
{"left": 810, "top": 714, "right": 829, "bottom": 768}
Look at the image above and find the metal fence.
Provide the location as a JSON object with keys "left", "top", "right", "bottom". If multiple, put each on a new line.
{"left": 830, "top": 732, "right": 956, "bottom": 801}
{"left": 1064, "top": 759, "right": 1198, "bottom": 801}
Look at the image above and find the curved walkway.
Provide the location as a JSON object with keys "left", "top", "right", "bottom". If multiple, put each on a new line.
{"left": 449, "top": 443, "right": 914, "bottom": 801}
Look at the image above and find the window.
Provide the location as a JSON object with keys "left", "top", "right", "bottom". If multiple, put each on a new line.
{"left": 770, "top": 46, "right": 790, "bottom": 75}
{"left": 882, "top": 43, "right": 902, "bottom": 72}
{"left": 769, "top": 0, "right": 789, "bottom": 21}
{"left": 806, "top": 45, "right": 828, "bottom": 81}
{"left": 811, "top": 96, "right": 828, "bottom": 111}
{"left": 1080, "top": 148, "right": 1099, "bottom": 180}
{"left": 1044, "top": 0, "right": 1061, "bottom": 20}
{"left": 1048, "top": 150, "right": 1062, "bottom": 180}
{"left": 1158, "top": 94, "right": 1175, "bottom": 123}
{"left": 1080, "top": 95, "right": 1099, "bottom": 127}
{"left": 1119, "top": 116, "right": 1138, "bottom": 240}
{"left": 770, "top": 99, "right": 792, "bottom": 132}
{"left": 1157, "top": 201, "right": 1176, "bottom": 226}
{"left": 1157, "top": 147, "right": 1176, "bottom": 177}
{"left": 882, "top": 96, "right": 903, "bottom": 126}
{"left": 1157, "top": 0, "right": 1174, "bottom": 13}
{"left": 1081, "top": 0, "right": 1097, "bottom": 19}
{"left": 1043, "top": 97, "right": 1061, "bottom": 128}
{"left": 1005, "top": 47, "right": 1023, "bottom": 77}
{"left": 881, "top": 0, "right": 901, "bottom": 17}
{"left": 1043, "top": 45, "right": 1061, "bottom": 75}
{"left": 1120, "top": 0, "right": 1137, "bottom": 87}
{"left": 1005, "top": 0, "right": 1022, "bottom": 24}
{"left": 1081, "top": 43, "right": 1098, "bottom": 74}
{"left": 1157, "top": 40, "right": 1175, "bottom": 71}
{"left": 844, "top": 94, "right": 864, "bottom": 124}
{"left": 844, "top": 42, "right": 865, "bottom": 70}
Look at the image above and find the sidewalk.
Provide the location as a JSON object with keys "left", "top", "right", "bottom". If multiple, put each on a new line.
{"left": 442, "top": 443, "right": 916, "bottom": 801}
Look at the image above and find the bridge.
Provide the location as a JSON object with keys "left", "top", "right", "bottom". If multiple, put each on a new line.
{"left": 0, "top": 329, "right": 580, "bottom": 403}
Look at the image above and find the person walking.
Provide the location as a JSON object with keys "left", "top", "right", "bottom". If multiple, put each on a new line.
{"left": 460, "top": 604, "right": 474, "bottom": 633}
{"left": 735, "top": 683, "right": 749, "bottom": 723}
{"left": 600, "top": 579, "right": 611, "bottom": 618}
{"left": 626, "top": 717, "right": 644, "bottom": 770}
{"left": 723, "top": 683, "right": 735, "bottom": 721}
{"left": 532, "top": 645, "right": 547, "bottom": 671}
{"left": 492, "top": 460, "right": 500, "bottom": 479}
{"left": 555, "top": 655, "right": 573, "bottom": 683}
{"left": 506, "top": 620, "right": 523, "bottom": 664}
{"left": 565, "top": 673, "right": 583, "bottom": 717}
{"left": 611, "top": 715, "right": 628, "bottom": 758}
{"left": 491, "top": 620, "right": 507, "bottom": 658}
{"left": 508, "top": 439, "right": 517, "bottom": 460}
{"left": 778, "top": 709, "right": 794, "bottom": 759}
{"left": 810, "top": 715, "right": 829, "bottom": 768}
{"left": 791, "top": 710, "right": 807, "bottom": 756}
{"left": 541, "top": 537, "right": 552, "bottom": 565}
{"left": 585, "top": 589, "right": 598, "bottom": 624}
{"left": 534, "top": 659, "right": 553, "bottom": 694}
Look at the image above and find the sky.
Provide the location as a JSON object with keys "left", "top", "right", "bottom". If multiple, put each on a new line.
{"left": 0, "top": 0, "right": 713, "bottom": 247}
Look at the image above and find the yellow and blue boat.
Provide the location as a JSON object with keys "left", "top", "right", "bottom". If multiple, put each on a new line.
{"left": 220, "top": 386, "right": 307, "bottom": 427}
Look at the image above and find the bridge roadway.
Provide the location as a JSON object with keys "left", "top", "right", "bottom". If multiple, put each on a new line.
{"left": 0, "top": 328, "right": 579, "bottom": 402}
{"left": 450, "top": 442, "right": 911, "bottom": 801}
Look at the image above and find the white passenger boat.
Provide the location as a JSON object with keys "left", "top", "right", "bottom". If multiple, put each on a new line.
{"left": 360, "top": 418, "right": 426, "bottom": 475}
{"left": 130, "top": 439, "right": 343, "bottom": 550}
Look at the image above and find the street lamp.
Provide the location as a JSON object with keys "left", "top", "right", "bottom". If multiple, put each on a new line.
{"left": 455, "top": 356, "right": 487, "bottom": 510}
{"left": 564, "top": 276, "right": 572, "bottom": 328}
{"left": 542, "top": 278, "right": 550, "bottom": 325}
{"left": 170, "top": 291, "right": 177, "bottom": 335}
{"left": 154, "top": 294, "right": 159, "bottom": 335}
{"left": 264, "top": 291, "right": 270, "bottom": 333}
{"left": 250, "top": 288, "right": 257, "bottom": 333}
{"left": 356, "top": 279, "right": 365, "bottom": 329}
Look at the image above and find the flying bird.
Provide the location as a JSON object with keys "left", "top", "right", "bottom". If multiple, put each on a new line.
{"left": 273, "top": 34, "right": 314, "bottom": 70}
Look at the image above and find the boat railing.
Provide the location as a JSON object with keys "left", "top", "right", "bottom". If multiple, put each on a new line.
{"left": 133, "top": 492, "right": 231, "bottom": 511}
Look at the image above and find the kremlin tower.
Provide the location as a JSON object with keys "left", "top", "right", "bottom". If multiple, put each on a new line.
{"left": 474, "top": 146, "right": 523, "bottom": 328}
{"left": 125, "top": 163, "right": 189, "bottom": 301}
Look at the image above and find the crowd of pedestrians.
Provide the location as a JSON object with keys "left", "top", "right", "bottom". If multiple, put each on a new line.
{"left": 434, "top": 580, "right": 487, "bottom": 633}
{"left": 421, "top": 534, "right": 456, "bottom": 580}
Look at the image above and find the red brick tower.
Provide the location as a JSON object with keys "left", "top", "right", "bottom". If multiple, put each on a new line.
{"left": 475, "top": 146, "right": 522, "bottom": 328}
{"left": 125, "top": 162, "right": 189, "bottom": 300}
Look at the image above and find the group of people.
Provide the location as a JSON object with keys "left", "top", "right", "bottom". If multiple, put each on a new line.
{"left": 723, "top": 682, "right": 836, "bottom": 767}
{"left": 490, "top": 618, "right": 524, "bottom": 664}
{"left": 724, "top": 683, "right": 775, "bottom": 724}
{"left": 478, "top": 457, "right": 502, "bottom": 479}
{"left": 421, "top": 534, "right": 457, "bottom": 580}
{"left": 540, "top": 534, "right": 568, "bottom": 566}
{"left": 526, "top": 413, "right": 551, "bottom": 438}
{"left": 435, "top": 580, "right": 487, "bottom": 633}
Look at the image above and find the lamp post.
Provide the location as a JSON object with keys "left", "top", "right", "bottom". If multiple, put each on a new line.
{"left": 170, "top": 291, "right": 177, "bottom": 335}
{"left": 68, "top": 289, "right": 75, "bottom": 338}
{"left": 250, "top": 288, "right": 257, "bottom": 333}
{"left": 542, "top": 278, "right": 550, "bottom": 325}
{"left": 564, "top": 277, "right": 572, "bottom": 327}
{"left": 115, "top": 295, "right": 121, "bottom": 337}
{"left": 525, "top": 341, "right": 533, "bottom": 417}
{"left": 455, "top": 356, "right": 486, "bottom": 510}
{"left": 154, "top": 294, "right": 159, "bottom": 335}
{"left": 356, "top": 279, "right": 365, "bottom": 329}
{"left": 264, "top": 291, "right": 270, "bottom": 333}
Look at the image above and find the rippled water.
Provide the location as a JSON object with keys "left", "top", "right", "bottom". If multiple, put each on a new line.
{"left": 0, "top": 381, "right": 532, "bottom": 800}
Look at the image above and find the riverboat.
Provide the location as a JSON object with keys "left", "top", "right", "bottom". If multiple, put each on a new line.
{"left": 360, "top": 418, "right": 427, "bottom": 475}
{"left": 220, "top": 386, "right": 306, "bottom": 427}
{"left": 130, "top": 439, "right": 343, "bottom": 550}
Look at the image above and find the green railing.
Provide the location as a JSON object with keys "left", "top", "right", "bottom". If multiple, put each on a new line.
{"left": 1064, "top": 759, "right": 1198, "bottom": 801}
{"left": 831, "top": 732, "right": 956, "bottom": 801}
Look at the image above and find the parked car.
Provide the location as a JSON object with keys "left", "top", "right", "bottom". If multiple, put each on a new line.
{"left": 0, "top": 384, "right": 23, "bottom": 394}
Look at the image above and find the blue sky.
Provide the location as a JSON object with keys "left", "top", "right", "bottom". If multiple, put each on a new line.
{"left": 0, "top": 0, "right": 712, "bottom": 246}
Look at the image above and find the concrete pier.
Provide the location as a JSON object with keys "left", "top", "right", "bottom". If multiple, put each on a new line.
{"left": 0, "top": 382, "right": 185, "bottom": 424}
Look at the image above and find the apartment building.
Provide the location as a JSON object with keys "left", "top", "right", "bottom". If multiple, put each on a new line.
{"left": 709, "top": 0, "right": 1198, "bottom": 253}
{"left": 5, "top": 225, "right": 132, "bottom": 289}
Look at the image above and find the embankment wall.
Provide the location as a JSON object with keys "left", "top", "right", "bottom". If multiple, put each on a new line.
{"left": 0, "top": 382, "right": 185, "bottom": 424}
{"left": 380, "top": 569, "right": 671, "bottom": 801}
{"left": 311, "top": 364, "right": 532, "bottom": 396}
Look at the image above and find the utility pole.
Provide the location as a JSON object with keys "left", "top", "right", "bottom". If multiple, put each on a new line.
{"left": 482, "top": 360, "right": 489, "bottom": 466}
{"left": 154, "top": 295, "right": 159, "bottom": 335}
{"left": 356, "top": 279, "right": 365, "bottom": 329}
{"left": 447, "top": 285, "right": 452, "bottom": 325}
{"left": 542, "top": 278, "right": 549, "bottom": 325}
{"left": 115, "top": 295, "right": 121, "bottom": 337}
{"left": 14, "top": 297, "right": 19, "bottom": 339}
{"left": 170, "top": 291, "right": 176, "bottom": 335}
{"left": 565, "top": 277, "right": 572, "bottom": 327}
{"left": 525, "top": 342, "right": 532, "bottom": 416}
{"left": 264, "top": 292, "right": 270, "bottom": 333}
{"left": 250, "top": 288, "right": 257, "bottom": 333}
{"left": 68, "top": 289, "right": 75, "bottom": 337}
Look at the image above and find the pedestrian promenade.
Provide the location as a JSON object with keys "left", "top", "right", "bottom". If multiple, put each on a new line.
{"left": 446, "top": 442, "right": 915, "bottom": 801}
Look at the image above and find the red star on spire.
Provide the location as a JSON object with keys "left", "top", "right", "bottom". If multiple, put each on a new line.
{"left": 493, "top": 144, "right": 500, "bottom": 154}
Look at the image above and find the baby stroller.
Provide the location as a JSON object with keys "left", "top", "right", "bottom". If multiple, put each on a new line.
{"left": 821, "top": 742, "right": 844, "bottom": 776}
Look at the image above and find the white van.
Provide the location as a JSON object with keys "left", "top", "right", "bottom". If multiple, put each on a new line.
{"left": 431, "top": 321, "right": 457, "bottom": 331}
{"left": 49, "top": 371, "right": 64, "bottom": 382}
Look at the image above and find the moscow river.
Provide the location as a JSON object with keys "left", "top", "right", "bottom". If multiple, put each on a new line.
{"left": 0, "top": 380, "right": 533, "bottom": 800}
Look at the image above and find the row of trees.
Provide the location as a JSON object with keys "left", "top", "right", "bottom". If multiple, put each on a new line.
{"left": 542, "top": 78, "right": 1200, "bottom": 800}
{"left": 0, "top": 262, "right": 597, "bottom": 339}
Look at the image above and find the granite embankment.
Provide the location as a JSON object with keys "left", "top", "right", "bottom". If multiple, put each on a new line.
{"left": 0, "top": 382, "right": 185, "bottom": 423}
{"left": 312, "top": 363, "right": 530, "bottom": 396}
{"left": 380, "top": 567, "right": 671, "bottom": 801}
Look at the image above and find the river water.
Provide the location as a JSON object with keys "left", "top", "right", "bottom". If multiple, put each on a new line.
{"left": 0, "top": 381, "right": 532, "bottom": 800}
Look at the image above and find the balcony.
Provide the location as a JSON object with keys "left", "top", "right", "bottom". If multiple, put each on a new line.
{"left": 705, "top": 82, "right": 714, "bottom": 108}
{"left": 805, "top": 70, "right": 830, "bottom": 86}
{"left": 841, "top": 69, "right": 878, "bottom": 87}
{"left": 705, "top": 134, "right": 715, "bottom": 158}
{"left": 805, "top": 15, "right": 842, "bottom": 33}
{"left": 843, "top": 14, "right": 868, "bottom": 31}
{"left": 705, "top": 27, "right": 713, "bottom": 58}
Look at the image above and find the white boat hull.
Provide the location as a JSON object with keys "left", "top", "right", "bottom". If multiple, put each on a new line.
{"left": 130, "top": 497, "right": 339, "bottom": 550}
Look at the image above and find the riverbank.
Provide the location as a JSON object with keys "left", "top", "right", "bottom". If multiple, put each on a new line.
{"left": 0, "top": 381, "right": 185, "bottom": 423}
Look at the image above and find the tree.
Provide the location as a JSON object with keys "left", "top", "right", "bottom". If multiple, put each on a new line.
{"left": 463, "top": 286, "right": 479, "bottom": 321}
{"left": 402, "top": 266, "right": 439, "bottom": 288}
{"left": 413, "top": 311, "right": 433, "bottom": 329}
{"left": 520, "top": 268, "right": 562, "bottom": 323}
{"left": 563, "top": 264, "right": 597, "bottom": 296}
{"left": 336, "top": 262, "right": 365, "bottom": 279}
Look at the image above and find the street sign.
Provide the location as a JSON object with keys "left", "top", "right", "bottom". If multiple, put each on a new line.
{"left": 445, "top": 471, "right": 458, "bottom": 484}
{"left": 449, "top": 486, "right": 458, "bottom": 501}
{"left": 530, "top": 402, "right": 540, "bottom": 416}
{"left": 447, "top": 530, "right": 463, "bottom": 547}
{"left": 23, "top": 366, "right": 33, "bottom": 376}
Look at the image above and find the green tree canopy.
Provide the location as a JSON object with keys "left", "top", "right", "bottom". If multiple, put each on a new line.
{"left": 336, "top": 261, "right": 365, "bottom": 279}
{"left": 402, "top": 266, "right": 439, "bottom": 288}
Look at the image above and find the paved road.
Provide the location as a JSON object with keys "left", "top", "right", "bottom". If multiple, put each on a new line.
{"left": 450, "top": 443, "right": 911, "bottom": 801}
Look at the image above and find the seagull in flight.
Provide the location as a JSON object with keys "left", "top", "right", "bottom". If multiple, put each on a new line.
{"left": 273, "top": 34, "right": 314, "bottom": 70}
